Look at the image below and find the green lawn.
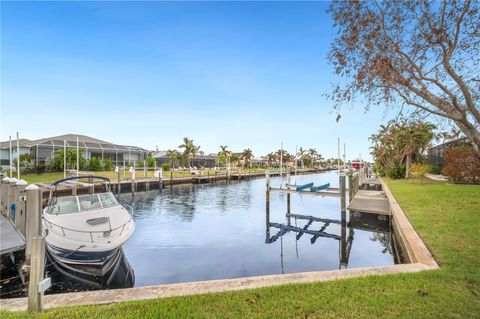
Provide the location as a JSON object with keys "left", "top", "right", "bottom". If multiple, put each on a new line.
{"left": 2, "top": 179, "right": 479, "bottom": 318}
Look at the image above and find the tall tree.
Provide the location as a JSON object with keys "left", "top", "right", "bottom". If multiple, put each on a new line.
{"left": 328, "top": 1, "right": 480, "bottom": 156}
{"left": 370, "top": 121, "right": 435, "bottom": 178}
{"left": 308, "top": 148, "right": 318, "bottom": 168}
{"left": 218, "top": 145, "right": 231, "bottom": 167}
{"left": 241, "top": 148, "right": 254, "bottom": 168}
{"left": 166, "top": 149, "right": 180, "bottom": 168}
{"left": 178, "top": 137, "right": 195, "bottom": 167}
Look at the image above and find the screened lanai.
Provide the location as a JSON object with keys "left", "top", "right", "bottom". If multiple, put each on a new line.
{"left": 27, "top": 134, "right": 148, "bottom": 165}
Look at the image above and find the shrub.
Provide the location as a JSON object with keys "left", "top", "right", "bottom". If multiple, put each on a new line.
{"left": 428, "top": 164, "right": 442, "bottom": 174}
{"left": 104, "top": 159, "right": 113, "bottom": 171}
{"left": 89, "top": 156, "right": 101, "bottom": 171}
{"left": 146, "top": 156, "right": 156, "bottom": 168}
{"left": 443, "top": 147, "right": 480, "bottom": 184}
{"left": 137, "top": 160, "right": 144, "bottom": 168}
{"left": 19, "top": 153, "right": 33, "bottom": 162}
{"left": 162, "top": 163, "right": 170, "bottom": 171}
{"left": 385, "top": 164, "right": 406, "bottom": 179}
{"left": 20, "top": 159, "right": 36, "bottom": 174}
{"left": 409, "top": 163, "right": 429, "bottom": 178}
{"left": 35, "top": 163, "right": 46, "bottom": 174}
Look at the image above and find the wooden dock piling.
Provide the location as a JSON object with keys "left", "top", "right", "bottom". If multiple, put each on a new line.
{"left": 14, "top": 179, "right": 28, "bottom": 236}
{"left": 7, "top": 178, "right": 19, "bottom": 219}
{"left": 340, "top": 174, "right": 346, "bottom": 212}
{"left": 27, "top": 236, "right": 46, "bottom": 312}
{"left": 25, "top": 184, "right": 41, "bottom": 264}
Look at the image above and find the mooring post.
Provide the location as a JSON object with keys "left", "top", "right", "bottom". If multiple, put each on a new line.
{"left": 287, "top": 186, "right": 291, "bottom": 215}
{"left": 266, "top": 172, "right": 270, "bottom": 225}
{"left": 170, "top": 171, "right": 173, "bottom": 188}
{"left": 7, "top": 178, "right": 18, "bottom": 220}
{"left": 25, "top": 184, "right": 41, "bottom": 264}
{"left": 116, "top": 166, "right": 121, "bottom": 194}
{"left": 355, "top": 174, "right": 359, "bottom": 195}
{"left": 28, "top": 236, "right": 47, "bottom": 312}
{"left": 0, "top": 176, "right": 10, "bottom": 216}
{"left": 159, "top": 168, "right": 163, "bottom": 192}
{"left": 340, "top": 173, "right": 346, "bottom": 212}
{"left": 340, "top": 208, "right": 347, "bottom": 269}
{"left": 15, "top": 179, "right": 28, "bottom": 236}
{"left": 131, "top": 164, "right": 136, "bottom": 195}
{"left": 347, "top": 170, "right": 353, "bottom": 202}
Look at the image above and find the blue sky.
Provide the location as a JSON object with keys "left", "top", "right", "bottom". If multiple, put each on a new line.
{"left": 1, "top": 1, "right": 396, "bottom": 160}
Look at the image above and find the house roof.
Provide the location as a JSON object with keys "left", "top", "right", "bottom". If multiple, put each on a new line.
{"left": 429, "top": 137, "right": 470, "bottom": 150}
{"left": 0, "top": 138, "right": 31, "bottom": 149}
{"left": 1, "top": 134, "right": 148, "bottom": 152}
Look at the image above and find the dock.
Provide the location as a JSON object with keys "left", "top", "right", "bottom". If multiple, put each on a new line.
{"left": 361, "top": 178, "right": 382, "bottom": 190}
{"left": 0, "top": 214, "right": 25, "bottom": 256}
{"left": 347, "top": 190, "right": 390, "bottom": 215}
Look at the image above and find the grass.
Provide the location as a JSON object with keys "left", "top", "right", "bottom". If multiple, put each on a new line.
{"left": 3, "top": 168, "right": 270, "bottom": 184}
{"left": 2, "top": 179, "right": 479, "bottom": 318}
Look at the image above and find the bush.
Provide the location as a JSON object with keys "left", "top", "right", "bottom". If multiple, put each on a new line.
{"left": 104, "top": 159, "right": 113, "bottom": 171}
{"left": 35, "top": 163, "right": 46, "bottom": 174}
{"left": 162, "top": 163, "right": 170, "bottom": 171}
{"left": 385, "top": 164, "right": 406, "bottom": 179}
{"left": 409, "top": 163, "right": 429, "bottom": 178}
{"left": 20, "top": 159, "right": 36, "bottom": 174}
{"left": 443, "top": 147, "right": 480, "bottom": 184}
{"left": 146, "top": 156, "right": 156, "bottom": 168}
{"left": 19, "top": 153, "right": 33, "bottom": 162}
{"left": 89, "top": 156, "right": 101, "bottom": 171}
{"left": 428, "top": 164, "right": 442, "bottom": 174}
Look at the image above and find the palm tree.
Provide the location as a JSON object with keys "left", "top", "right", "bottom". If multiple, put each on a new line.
{"left": 265, "top": 152, "right": 276, "bottom": 166}
{"left": 191, "top": 145, "right": 202, "bottom": 167}
{"left": 296, "top": 147, "right": 306, "bottom": 168}
{"left": 53, "top": 148, "right": 85, "bottom": 170}
{"left": 166, "top": 149, "right": 180, "bottom": 169}
{"left": 218, "top": 145, "right": 231, "bottom": 167}
{"left": 218, "top": 145, "right": 229, "bottom": 157}
{"left": 241, "top": 149, "right": 254, "bottom": 168}
{"left": 179, "top": 137, "right": 195, "bottom": 167}
{"left": 397, "top": 122, "right": 435, "bottom": 178}
{"left": 308, "top": 148, "right": 318, "bottom": 168}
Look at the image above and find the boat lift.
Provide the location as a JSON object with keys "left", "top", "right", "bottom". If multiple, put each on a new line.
{"left": 263, "top": 170, "right": 393, "bottom": 271}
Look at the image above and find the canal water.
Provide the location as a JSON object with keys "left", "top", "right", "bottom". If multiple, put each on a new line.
{"left": 119, "top": 171, "right": 395, "bottom": 287}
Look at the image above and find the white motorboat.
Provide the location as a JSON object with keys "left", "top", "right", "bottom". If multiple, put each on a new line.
{"left": 42, "top": 176, "right": 135, "bottom": 288}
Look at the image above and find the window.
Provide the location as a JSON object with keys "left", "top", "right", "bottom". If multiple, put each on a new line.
{"left": 99, "top": 193, "right": 119, "bottom": 208}
{"left": 78, "top": 194, "right": 102, "bottom": 211}
{"left": 47, "top": 197, "right": 79, "bottom": 214}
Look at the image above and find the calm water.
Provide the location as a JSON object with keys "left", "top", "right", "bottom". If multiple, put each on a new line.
{"left": 119, "top": 171, "right": 395, "bottom": 287}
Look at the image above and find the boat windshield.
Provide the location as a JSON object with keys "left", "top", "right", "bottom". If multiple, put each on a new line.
{"left": 78, "top": 194, "right": 102, "bottom": 211}
{"left": 98, "top": 193, "right": 119, "bottom": 208}
{"left": 46, "top": 192, "right": 120, "bottom": 214}
{"left": 47, "top": 197, "right": 79, "bottom": 214}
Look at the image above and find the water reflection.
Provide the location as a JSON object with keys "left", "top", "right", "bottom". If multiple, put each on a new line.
{"left": 265, "top": 207, "right": 392, "bottom": 272}
{"left": 117, "top": 172, "right": 395, "bottom": 287}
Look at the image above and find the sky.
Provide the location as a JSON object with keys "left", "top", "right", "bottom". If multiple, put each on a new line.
{"left": 1, "top": 1, "right": 397, "bottom": 161}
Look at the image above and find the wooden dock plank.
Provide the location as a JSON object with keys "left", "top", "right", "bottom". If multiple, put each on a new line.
{"left": 0, "top": 214, "right": 25, "bottom": 255}
{"left": 362, "top": 178, "right": 382, "bottom": 185}
{"left": 347, "top": 190, "right": 390, "bottom": 215}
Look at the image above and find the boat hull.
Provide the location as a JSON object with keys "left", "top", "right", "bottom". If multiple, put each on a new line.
{"left": 46, "top": 245, "right": 135, "bottom": 289}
